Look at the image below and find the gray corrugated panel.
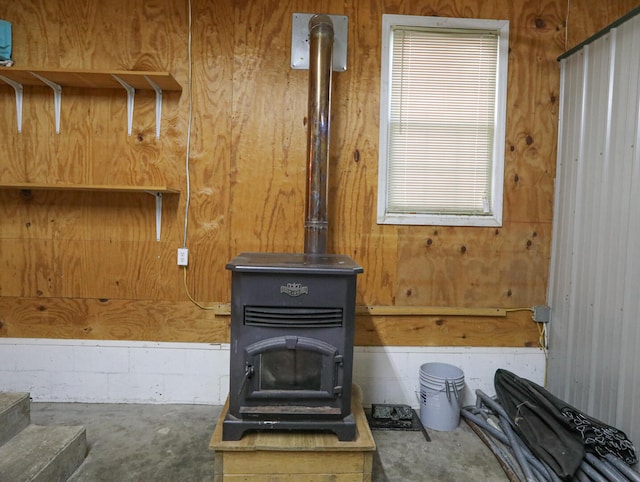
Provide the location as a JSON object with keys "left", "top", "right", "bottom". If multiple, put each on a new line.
{"left": 616, "top": 13, "right": 640, "bottom": 443}
{"left": 548, "top": 13, "right": 640, "bottom": 448}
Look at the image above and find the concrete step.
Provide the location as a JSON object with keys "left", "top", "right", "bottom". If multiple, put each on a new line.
{"left": 0, "top": 392, "right": 31, "bottom": 446}
{"left": 0, "top": 424, "right": 87, "bottom": 482}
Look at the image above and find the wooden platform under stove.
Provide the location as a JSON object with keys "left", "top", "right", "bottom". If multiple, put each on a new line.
{"left": 209, "top": 385, "right": 376, "bottom": 481}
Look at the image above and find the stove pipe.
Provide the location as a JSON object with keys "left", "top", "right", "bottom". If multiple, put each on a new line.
{"left": 304, "top": 15, "right": 334, "bottom": 255}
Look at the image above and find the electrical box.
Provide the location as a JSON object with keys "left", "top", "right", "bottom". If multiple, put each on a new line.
{"left": 177, "top": 248, "right": 189, "bottom": 266}
{"left": 532, "top": 305, "right": 551, "bottom": 323}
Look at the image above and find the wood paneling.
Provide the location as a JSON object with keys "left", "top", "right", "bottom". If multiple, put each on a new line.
{"left": 0, "top": 297, "right": 225, "bottom": 342}
{"left": 565, "top": 0, "right": 640, "bottom": 50}
{"left": 0, "top": 0, "right": 635, "bottom": 346}
{"left": 355, "top": 310, "right": 537, "bottom": 347}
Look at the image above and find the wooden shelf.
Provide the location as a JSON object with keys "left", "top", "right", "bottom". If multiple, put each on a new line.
{"left": 0, "top": 182, "right": 179, "bottom": 193}
{"left": 0, "top": 68, "right": 181, "bottom": 91}
{"left": 0, "top": 182, "right": 180, "bottom": 241}
{"left": 0, "top": 67, "right": 181, "bottom": 135}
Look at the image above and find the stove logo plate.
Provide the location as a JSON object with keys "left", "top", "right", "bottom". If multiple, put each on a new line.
{"left": 280, "top": 282, "right": 309, "bottom": 297}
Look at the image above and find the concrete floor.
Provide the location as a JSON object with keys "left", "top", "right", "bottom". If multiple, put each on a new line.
{"left": 30, "top": 402, "right": 509, "bottom": 481}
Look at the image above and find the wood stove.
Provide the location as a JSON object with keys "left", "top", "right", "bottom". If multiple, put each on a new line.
{"left": 223, "top": 252, "right": 362, "bottom": 441}
{"left": 223, "top": 15, "right": 361, "bottom": 441}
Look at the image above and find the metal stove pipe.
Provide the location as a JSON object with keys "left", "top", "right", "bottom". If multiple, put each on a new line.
{"left": 304, "top": 15, "right": 334, "bottom": 255}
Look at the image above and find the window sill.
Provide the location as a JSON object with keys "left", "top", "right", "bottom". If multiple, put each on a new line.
{"left": 377, "top": 212, "right": 502, "bottom": 227}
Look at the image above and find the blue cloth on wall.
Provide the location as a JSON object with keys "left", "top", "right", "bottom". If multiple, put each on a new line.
{"left": 0, "top": 19, "right": 12, "bottom": 62}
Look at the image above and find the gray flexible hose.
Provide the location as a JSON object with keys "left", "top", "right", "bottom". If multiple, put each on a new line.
{"left": 605, "top": 453, "right": 640, "bottom": 482}
{"left": 579, "top": 458, "right": 611, "bottom": 482}
{"left": 462, "top": 408, "right": 561, "bottom": 482}
{"left": 464, "top": 391, "right": 640, "bottom": 482}
{"left": 574, "top": 467, "right": 590, "bottom": 481}
{"left": 584, "top": 453, "right": 628, "bottom": 482}
{"left": 464, "top": 415, "right": 526, "bottom": 481}
{"left": 476, "top": 390, "right": 538, "bottom": 482}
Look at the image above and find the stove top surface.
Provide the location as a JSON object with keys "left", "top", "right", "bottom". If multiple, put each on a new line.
{"left": 226, "top": 252, "right": 363, "bottom": 274}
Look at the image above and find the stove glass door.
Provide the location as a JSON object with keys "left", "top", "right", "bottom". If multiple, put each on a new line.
{"left": 244, "top": 335, "right": 342, "bottom": 400}
{"left": 260, "top": 349, "right": 323, "bottom": 390}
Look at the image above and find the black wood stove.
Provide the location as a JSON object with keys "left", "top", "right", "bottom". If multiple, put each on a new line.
{"left": 223, "top": 15, "right": 361, "bottom": 441}
{"left": 223, "top": 252, "right": 362, "bottom": 441}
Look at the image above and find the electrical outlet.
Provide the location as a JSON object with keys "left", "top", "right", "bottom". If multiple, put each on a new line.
{"left": 532, "top": 305, "right": 551, "bottom": 323}
{"left": 177, "top": 248, "right": 189, "bottom": 266}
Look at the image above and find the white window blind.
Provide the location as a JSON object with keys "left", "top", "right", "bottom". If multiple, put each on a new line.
{"left": 378, "top": 16, "right": 509, "bottom": 226}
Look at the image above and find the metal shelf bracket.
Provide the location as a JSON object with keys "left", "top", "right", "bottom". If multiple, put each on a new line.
{"left": 112, "top": 74, "right": 135, "bottom": 136}
{"left": 144, "top": 75, "right": 163, "bottom": 139}
{"left": 30, "top": 72, "right": 62, "bottom": 133}
{"left": 0, "top": 74, "right": 23, "bottom": 133}
{"left": 146, "top": 191, "right": 163, "bottom": 241}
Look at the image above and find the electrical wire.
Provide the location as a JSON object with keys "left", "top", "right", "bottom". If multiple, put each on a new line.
{"left": 182, "top": 0, "right": 193, "bottom": 248}
{"left": 180, "top": 0, "right": 214, "bottom": 311}
{"left": 182, "top": 266, "right": 216, "bottom": 310}
{"left": 565, "top": 0, "right": 571, "bottom": 50}
{"left": 536, "top": 321, "right": 549, "bottom": 385}
{"left": 536, "top": 322, "right": 548, "bottom": 355}
{"left": 504, "top": 307, "right": 549, "bottom": 383}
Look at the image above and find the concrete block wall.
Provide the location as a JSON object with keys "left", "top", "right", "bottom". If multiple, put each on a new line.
{"left": 354, "top": 346, "right": 546, "bottom": 407}
{"left": 0, "top": 338, "right": 545, "bottom": 407}
{"left": 0, "top": 339, "right": 230, "bottom": 404}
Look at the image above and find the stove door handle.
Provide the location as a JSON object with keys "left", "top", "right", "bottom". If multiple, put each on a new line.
{"left": 238, "top": 363, "right": 254, "bottom": 397}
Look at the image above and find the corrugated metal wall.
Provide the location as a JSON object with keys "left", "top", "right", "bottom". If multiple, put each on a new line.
{"left": 548, "top": 11, "right": 640, "bottom": 446}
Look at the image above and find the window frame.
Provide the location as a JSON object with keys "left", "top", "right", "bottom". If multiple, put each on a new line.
{"left": 377, "top": 14, "right": 510, "bottom": 227}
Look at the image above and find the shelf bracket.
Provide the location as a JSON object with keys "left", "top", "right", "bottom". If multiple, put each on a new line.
{"left": 30, "top": 72, "right": 62, "bottom": 134}
{"left": 112, "top": 75, "right": 135, "bottom": 136}
{"left": 146, "top": 191, "right": 163, "bottom": 241}
{"left": 0, "top": 75, "right": 23, "bottom": 133}
{"left": 144, "top": 75, "right": 163, "bottom": 139}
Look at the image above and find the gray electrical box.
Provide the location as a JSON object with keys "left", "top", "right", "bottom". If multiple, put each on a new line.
{"left": 532, "top": 305, "right": 551, "bottom": 323}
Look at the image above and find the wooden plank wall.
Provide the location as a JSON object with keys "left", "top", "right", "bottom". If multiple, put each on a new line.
{"left": 0, "top": 0, "right": 636, "bottom": 347}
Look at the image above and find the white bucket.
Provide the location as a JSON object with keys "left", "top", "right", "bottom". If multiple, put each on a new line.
{"left": 419, "top": 362, "right": 465, "bottom": 431}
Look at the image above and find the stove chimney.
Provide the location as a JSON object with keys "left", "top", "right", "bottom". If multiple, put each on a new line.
{"left": 304, "top": 15, "right": 334, "bottom": 255}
